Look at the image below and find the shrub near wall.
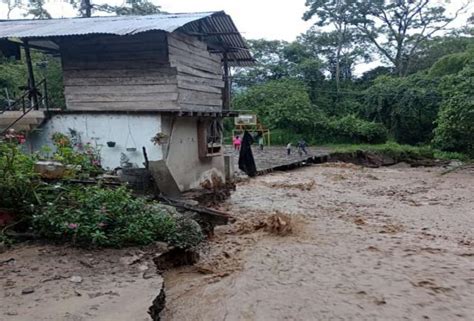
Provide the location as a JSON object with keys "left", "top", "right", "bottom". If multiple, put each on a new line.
{"left": 0, "top": 139, "right": 38, "bottom": 215}
{"left": 33, "top": 185, "right": 203, "bottom": 248}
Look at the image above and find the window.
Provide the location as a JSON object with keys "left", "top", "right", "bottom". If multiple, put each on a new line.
{"left": 198, "top": 118, "right": 223, "bottom": 158}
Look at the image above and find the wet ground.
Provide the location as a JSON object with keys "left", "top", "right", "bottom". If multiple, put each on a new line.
{"left": 0, "top": 244, "right": 164, "bottom": 321}
{"left": 163, "top": 163, "right": 474, "bottom": 321}
{"left": 226, "top": 145, "right": 332, "bottom": 173}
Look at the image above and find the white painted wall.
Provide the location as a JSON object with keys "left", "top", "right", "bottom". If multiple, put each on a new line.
{"left": 164, "top": 117, "right": 225, "bottom": 191}
{"left": 28, "top": 113, "right": 163, "bottom": 170}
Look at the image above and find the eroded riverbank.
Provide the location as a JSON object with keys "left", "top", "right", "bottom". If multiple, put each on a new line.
{"left": 163, "top": 163, "right": 474, "bottom": 321}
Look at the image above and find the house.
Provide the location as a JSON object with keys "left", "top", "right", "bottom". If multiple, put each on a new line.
{"left": 0, "top": 12, "right": 253, "bottom": 194}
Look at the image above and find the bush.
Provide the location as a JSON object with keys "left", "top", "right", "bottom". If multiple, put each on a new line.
{"left": 47, "top": 132, "right": 102, "bottom": 177}
{"left": 32, "top": 185, "right": 203, "bottom": 248}
{"left": 266, "top": 114, "right": 387, "bottom": 146}
{"left": 0, "top": 138, "right": 38, "bottom": 214}
{"left": 332, "top": 142, "right": 435, "bottom": 160}
{"left": 329, "top": 115, "right": 388, "bottom": 144}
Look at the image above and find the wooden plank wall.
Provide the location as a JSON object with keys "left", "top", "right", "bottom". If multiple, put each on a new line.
{"left": 61, "top": 31, "right": 180, "bottom": 111}
{"left": 167, "top": 32, "right": 224, "bottom": 112}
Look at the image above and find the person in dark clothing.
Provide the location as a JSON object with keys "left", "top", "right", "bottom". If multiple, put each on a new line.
{"left": 297, "top": 139, "right": 308, "bottom": 156}
{"left": 238, "top": 130, "right": 257, "bottom": 177}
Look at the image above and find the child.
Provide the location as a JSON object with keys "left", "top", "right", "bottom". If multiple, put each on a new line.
{"left": 233, "top": 135, "right": 241, "bottom": 151}
{"left": 286, "top": 142, "right": 292, "bottom": 155}
{"left": 258, "top": 135, "right": 264, "bottom": 151}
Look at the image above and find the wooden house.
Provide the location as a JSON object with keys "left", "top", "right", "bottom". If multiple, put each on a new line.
{"left": 0, "top": 12, "right": 253, "bottom": 193}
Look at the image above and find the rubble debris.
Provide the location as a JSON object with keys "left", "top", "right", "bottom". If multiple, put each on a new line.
{"left": 69, "top": 276, "right": 83, "bottom": 284}
{"left": 21, "top": 287, "right": 35, "bottom": 295}
{"left": 119, "top": 253, "right": 144, "bottom": 266}
{"left": 265, "top": 213, "right": 294, "bottom": 236}
{"left": 262, "top": 179, "right": 316, "bottom": 191}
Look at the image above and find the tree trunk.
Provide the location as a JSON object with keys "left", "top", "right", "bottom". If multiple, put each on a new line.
{"left": 81, "top": 0, "right": 92, "bottom": 17}
{"left": 335, "top": 45, "right": 341, "bottom": 93}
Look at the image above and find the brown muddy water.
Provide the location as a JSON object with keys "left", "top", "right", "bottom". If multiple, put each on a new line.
{"left": 162, "top": 163, "right": 474, "bottom": 321}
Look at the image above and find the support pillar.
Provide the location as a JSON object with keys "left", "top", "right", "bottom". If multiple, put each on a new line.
{"left": 23, "top": 39, "right": 39, "bottom": 110}
{"left": 223, "top": 52, "right": 230, "bottom": 110}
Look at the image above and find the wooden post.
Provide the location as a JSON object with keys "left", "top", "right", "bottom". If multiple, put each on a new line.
{"left": 23, "top": 39, "right": 39, "bottom": 110}
{"left": 43, "top": 79, "right": 49, "bottom": 111}
{"left": 223, "top": 52, "right": 230, "bottom": 110}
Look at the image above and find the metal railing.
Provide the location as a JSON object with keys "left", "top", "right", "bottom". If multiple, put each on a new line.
{"left": 0, "top": 79, "right": 49, "bottom": 134}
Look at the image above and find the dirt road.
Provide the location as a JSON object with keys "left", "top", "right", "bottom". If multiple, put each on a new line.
{"left": 163, "top": 163, "right": 474, "bottom": 321}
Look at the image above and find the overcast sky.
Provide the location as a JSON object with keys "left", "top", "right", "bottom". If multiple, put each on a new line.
{"left": 1, "top": 0, "right": 469, "bottom": 41}
{"left": 1, "top": 0, "right": 472, "bottom": 74}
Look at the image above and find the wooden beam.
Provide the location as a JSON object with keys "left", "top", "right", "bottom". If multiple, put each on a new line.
{"left": 222, "top": 52, "right": 230, "bottom": 111}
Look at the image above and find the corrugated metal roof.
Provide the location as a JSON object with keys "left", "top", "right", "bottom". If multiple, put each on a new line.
{"left": 0, "top": 11, "right": 254, "bottom": 66}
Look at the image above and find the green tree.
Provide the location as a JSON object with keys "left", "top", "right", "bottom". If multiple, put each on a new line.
{"left": 233, "top": 39, "right": 291, "bottom": 89}
{"left": 2, "top": 0, "right": 22, "bottom": 19}
{"left": 25, "top": 0, "right": 51, "bottom": 19}
{"left": 406, "top": 35, "right": 474, "bottom": 74}
{"left": 233, "top": 79, "right": 315, "bottom": 132}
{"left": 303, "top": 0, "right": 364, "bottom": 91}
{"left": 433, "top": 58, "right": 474, "bottom": 156}
{"left": 429, "top": 49, "right": 474, "bottom": 77}
{"left": 363, "top": 73, "right": 441, "bottom": 144}
{"left": 350, "top": 0, "right": 470, "bottom": 76}
{"left": 75, "top": 0, "right": 161, "bottom": 17}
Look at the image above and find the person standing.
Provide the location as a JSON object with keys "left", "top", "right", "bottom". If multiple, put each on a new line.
{"left": 233, "top": 135, "right": 241, "bottom": 151}
{"left": 238, "top": 131, "right": 257, "bottom": 177}
{"left": 258, "top": 134, "right": 264, "bottom": 151}
{"left": 286, "top": 142, "right": 292, "bottom": 155}
{"left": 297, "top": 139, "right": 308, "bottom": 156}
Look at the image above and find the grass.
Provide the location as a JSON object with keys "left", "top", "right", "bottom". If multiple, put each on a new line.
{"left": 325, "top": 142, "right": 469, "bottom": 161}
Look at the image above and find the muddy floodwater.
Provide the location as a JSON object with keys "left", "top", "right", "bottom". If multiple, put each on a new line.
{"left": 163, "top": 163, "right": 474, "bottom": 321}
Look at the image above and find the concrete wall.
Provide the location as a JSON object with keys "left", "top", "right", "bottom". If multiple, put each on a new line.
{"left": 27, "top": 113, "right": 226, "bottom": 193}
{"left": 28, "top": 113, "right": 163, "bottom": 170}
{"left": 163, "top": 117, "right": 225, "bottom": 191}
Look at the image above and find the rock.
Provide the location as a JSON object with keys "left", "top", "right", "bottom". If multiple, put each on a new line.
{"left": 138, "top": 264, "right": 149, "bottom": 272}
{"left": 380, "top": 155, "right": 396, "bottom": 166}
{"left": 69, "top": 276, "right": 83, "bottom": 284}
{"left": 143, "top": 270, "right": 156, "bottom": 279}
{"left": 22, "top": 287, "right": 35, "bottom": 295}
{"left": 5, "top": 311, "right": 18, "bottom": 316}
{"left": 391, "top": 162, "right": 411, "bottom": 169}
{"left": 119, "top": 254, "right": 143, "bottom": 266}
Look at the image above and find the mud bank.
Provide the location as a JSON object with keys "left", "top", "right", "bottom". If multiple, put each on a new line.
{"left": 0, "top": 244, "right": 167, "bottom": 321}
{"left": 163, "top": 163, "right": 474, "bottom": 321}
{"left": 329, "top": 150, "right": 448, "bottom": 168}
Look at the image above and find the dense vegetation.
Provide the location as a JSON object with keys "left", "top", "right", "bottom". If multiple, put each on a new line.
{"left": 0, "top": 136, "right": 203, "bottom": 248}
{"left": 232, "top": 1, "right": 474, "bottom": 157}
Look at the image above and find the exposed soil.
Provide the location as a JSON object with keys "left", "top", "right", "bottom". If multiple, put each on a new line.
{"left": 162, "top": 163, "right": 474, "bottom": 321}
{"left": 0, "top": 243, "right": 166, "bottom": 321}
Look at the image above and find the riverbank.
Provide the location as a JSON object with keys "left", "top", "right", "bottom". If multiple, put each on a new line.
{"left": 163, "top": 163, "right": 474, "bottom": 321}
